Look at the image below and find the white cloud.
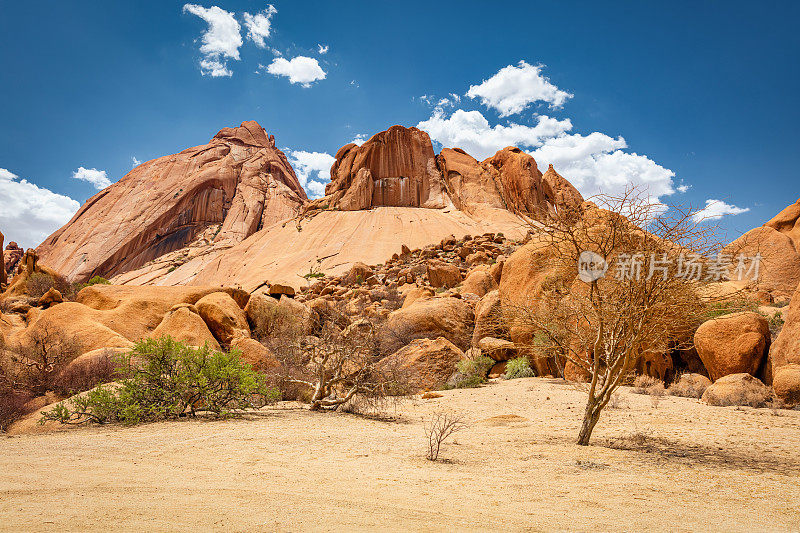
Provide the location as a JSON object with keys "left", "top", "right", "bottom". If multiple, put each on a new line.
{"left": 243, "top": 5, "right": 277, "bottom": 48}
{"left": 677, "top": 184, "right": 690, "bottom": 193}
{"left": 417, "top": 108, "right": 572, "bottom": 160}
{"left": 183, "top": 4, "right": 242, "bottom": 77}
{"left": 72, "top": 167, "right": 111, "bottom": 190}
{"left": 266, "top": 56, "right": 326, "bottom": 87}
{"left": 466, "top": 61, "right": 573, "bottom": 117}
{"left": 0, "top": 168, "right": 80, "bottom": 248}
{"left": 131, "top": 156, "right": 142, "bottom": 167}
{"left": 529, "top": 133, "right": 676, "bottom": 200}
{"left": 350, "top": 133, "right": 367, "bottom": 146}
{"left": 317, "top": 44, "right": 329, "bottom": 54}
{"left": 691, "top": 199, "right": 749, "bottom": 223}
{"left": 288, "top": 150, "right": 335, "bottom": 199}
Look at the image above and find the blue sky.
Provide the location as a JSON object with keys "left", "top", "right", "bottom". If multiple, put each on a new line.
{"left": 1, "top": 1, "right": 798, "bottom": 248}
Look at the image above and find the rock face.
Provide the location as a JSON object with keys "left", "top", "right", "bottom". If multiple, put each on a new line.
{"left": 0, "top": 231, "right": 5, "bottom": 288}
{"left": 694, "top": 312, "right": 770, "bottom": 381}
{"left": 323, "top": 126, "right": 449, "bottom": 210}
{"left": 725, "top": 226, "right": 800, "bottom": 296}
{"left": 318, "top": 127, "right": 584, "bottom": 219}
{"left": 37, "top": 121, "right": 306, "bottom": 282}
{"left": 3, "top": 240, "right": 23, "bottom": 279}
{"left": 770, "top": 281, "right": 800, "bottom": 406}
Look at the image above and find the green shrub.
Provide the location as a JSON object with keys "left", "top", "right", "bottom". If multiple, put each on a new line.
{"left": 704, "top": 297, "right": 759, "bottom": 320}
{"left": 445, "top": 355, "right": 494, "bottom": 389}
{"left": 504, "top": 357, "right": 535, "bottom": 380}
{"left": 86, "top": 276, "right": 110, "bottom": 286}
{"left": 42, "top": 337, "right": 279, "bottom": 426}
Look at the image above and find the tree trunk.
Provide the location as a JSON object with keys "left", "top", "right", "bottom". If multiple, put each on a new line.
{"left": 577, "top": 397, "right": 602, "bottom": 446}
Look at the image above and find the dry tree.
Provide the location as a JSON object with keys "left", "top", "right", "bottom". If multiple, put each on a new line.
{"left": 272, "top": 320, "right": 409, "bottom": 411}
{"left": 505, "top": 186, "right": 731, "bottom": 445}
{"left": 424, "top": 410, "right": 466, "bottom": 461}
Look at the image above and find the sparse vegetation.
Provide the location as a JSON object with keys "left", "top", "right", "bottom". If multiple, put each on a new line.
{"left": 632, "top": 375, "right": 666, "bottom": 396}
{"left": 41, "top": 337, "right": 278, "bottom": 426}
{"left": 424, "top": 410, "right": 466, "bottom": 461}
{"left": 503, "top": 356, "right": 535, "bottom": 380}
{"left": 668, "top": 373, "right": 710, "bottom": 398}
{"left": 445, "top": 355, "right": 494, "bottom": 389}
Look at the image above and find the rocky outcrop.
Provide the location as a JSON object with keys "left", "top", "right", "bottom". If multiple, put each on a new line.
{"left": 770, "top": 281, "right": 800, "bottom": 406}
{"left": 322, "top": 126, "right": 449, "bottom": 210}
{"left": 725, "top": 226, "right": 800, "bottom": 296}
{"left": 37, "top": 121, "right": 306, "bottom": 282}
{"left": 195, "top": 292, "right": 250, "bottom": 345}
{"left": 3, "top": 240, "right": 23, "bottom": 279}
{"left": 0, "top": 231, "right": 5, "bottom": 289}
{"left": 765, "top": 198, "right": 800, "bottom": 246}
{"left": 315, "top": 126, "right": 583, "bottom": 219}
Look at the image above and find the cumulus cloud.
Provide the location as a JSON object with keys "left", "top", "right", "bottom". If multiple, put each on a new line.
{"left": 131, "top": 156, "right": 142, "bottom": 167}
{"left": 691, "top": 199, "right": 749, "bottom": 223}
{"left": 266, "top": 56, "right": 326, "bottom": 87}
{"left": 466, "top": 61, "right": 573, "bottom": 116}
{"left": 528, "top": 133, "right": 676, "bottom": 200}
{"left": 243, "top": 5, "right": 277, "bottom": 48}
{"left": 183, "top": 4, "right": 242, "bottom": 77}
{"left": 289, "top": 150, "right": 335, "bottom": 199}
{"left": 72, "top": 167, "right": 111, "bottom": 190}
{"left": 317, "top": 44, "right": 329, "bottom": 54}
{"left": 0, "top": 168, "right": 80, "bottom": 248}
{"left": 350, "top": 133, "right": 368, "bottom": 146}
{"left": 417, "top": 108, "right": 572, "bottom": 160}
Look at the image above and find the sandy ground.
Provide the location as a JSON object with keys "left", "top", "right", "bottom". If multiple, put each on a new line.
{"left": 1, "top": 377, "right": 799, "bottom": 532}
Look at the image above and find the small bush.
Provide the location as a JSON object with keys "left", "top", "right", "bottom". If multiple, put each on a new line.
{"left": 24, "top": 271, "right": 79, "bottom": 300}
{"left": 42, "top": 337, "right": 279, "bottom": 426}
{"left": 668, "top": 373, "right": 710, "bottom": 398}
{"left": 445, "top": 355, "right": 494, "bottom": 389}
{"left": 503, "top": 357, "right": 535, "bottom": 380}
{"left": 632, "top": 375, "right": 666, "bottom": 396}
{"left": 766, "top": 311, "right": 785, "bottom": 339}
{"left": 86, "top": 276, "right": 110, "bottom": 286}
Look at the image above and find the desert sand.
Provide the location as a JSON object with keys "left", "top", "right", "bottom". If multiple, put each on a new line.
{"left": 1, "top": 377, "right": 799, "bottom": 532}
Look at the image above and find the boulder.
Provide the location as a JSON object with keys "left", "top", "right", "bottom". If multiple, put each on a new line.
{"left": 37, "top": 287, "right": 63, "bottom": 308}
{"left": 150, "top": 306, "right": 220, "bottom": 350}
{"left": 461, "top": 268, "right": 496, "bottom": 298}
{"left": 277, "top": 296, "right": 313, "bottom": 335}
{"left": 400, "top": 286, "right": 435, "bottom": 309}
{"left": 269, "top": 284, "right": 296, "bottom": 298}
{"left": 701, "top": 373, "right": 771, "bottom": 407}
{"left": 694, "top": 312, "right": 770, "bottom": 381}
{"left": 376, "top": 337, "right": 465, "bottom": 393}
{"left": 772, "top": 365, "right": 800, "bottom": 407}
{"left": 54, "top": 347, "right": 129, "bottom": 393}
{"left": 380, "top": 297, "right": 474, "bottom": 354}
{"left": 465, "top": 251, "right": 490, "bottom": 267}
{"left": 472, "top": 290, "right": 503, "bottom": 346}
{"left": 725, "top": 226, "right": 800, "bottom": 296}
{"left": 195, "top": 292, "right": 250, "bottom": 345}
{"left": 478, "top": 337, "right": 516, "bottom": 362}
{"left": 343, "top": 262, "right": 374, "bottom": 286}
{"left": 244, "top": 293, "right": 279, "bottom": 338}
{"left": 230, "top": 335, "right": 280, "bottom": 372}
{"left": 426, "top": 259, "right": 462, "bottom": 289}
{"left": 770, "top": 280, "right": 800, "bottom": 406}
